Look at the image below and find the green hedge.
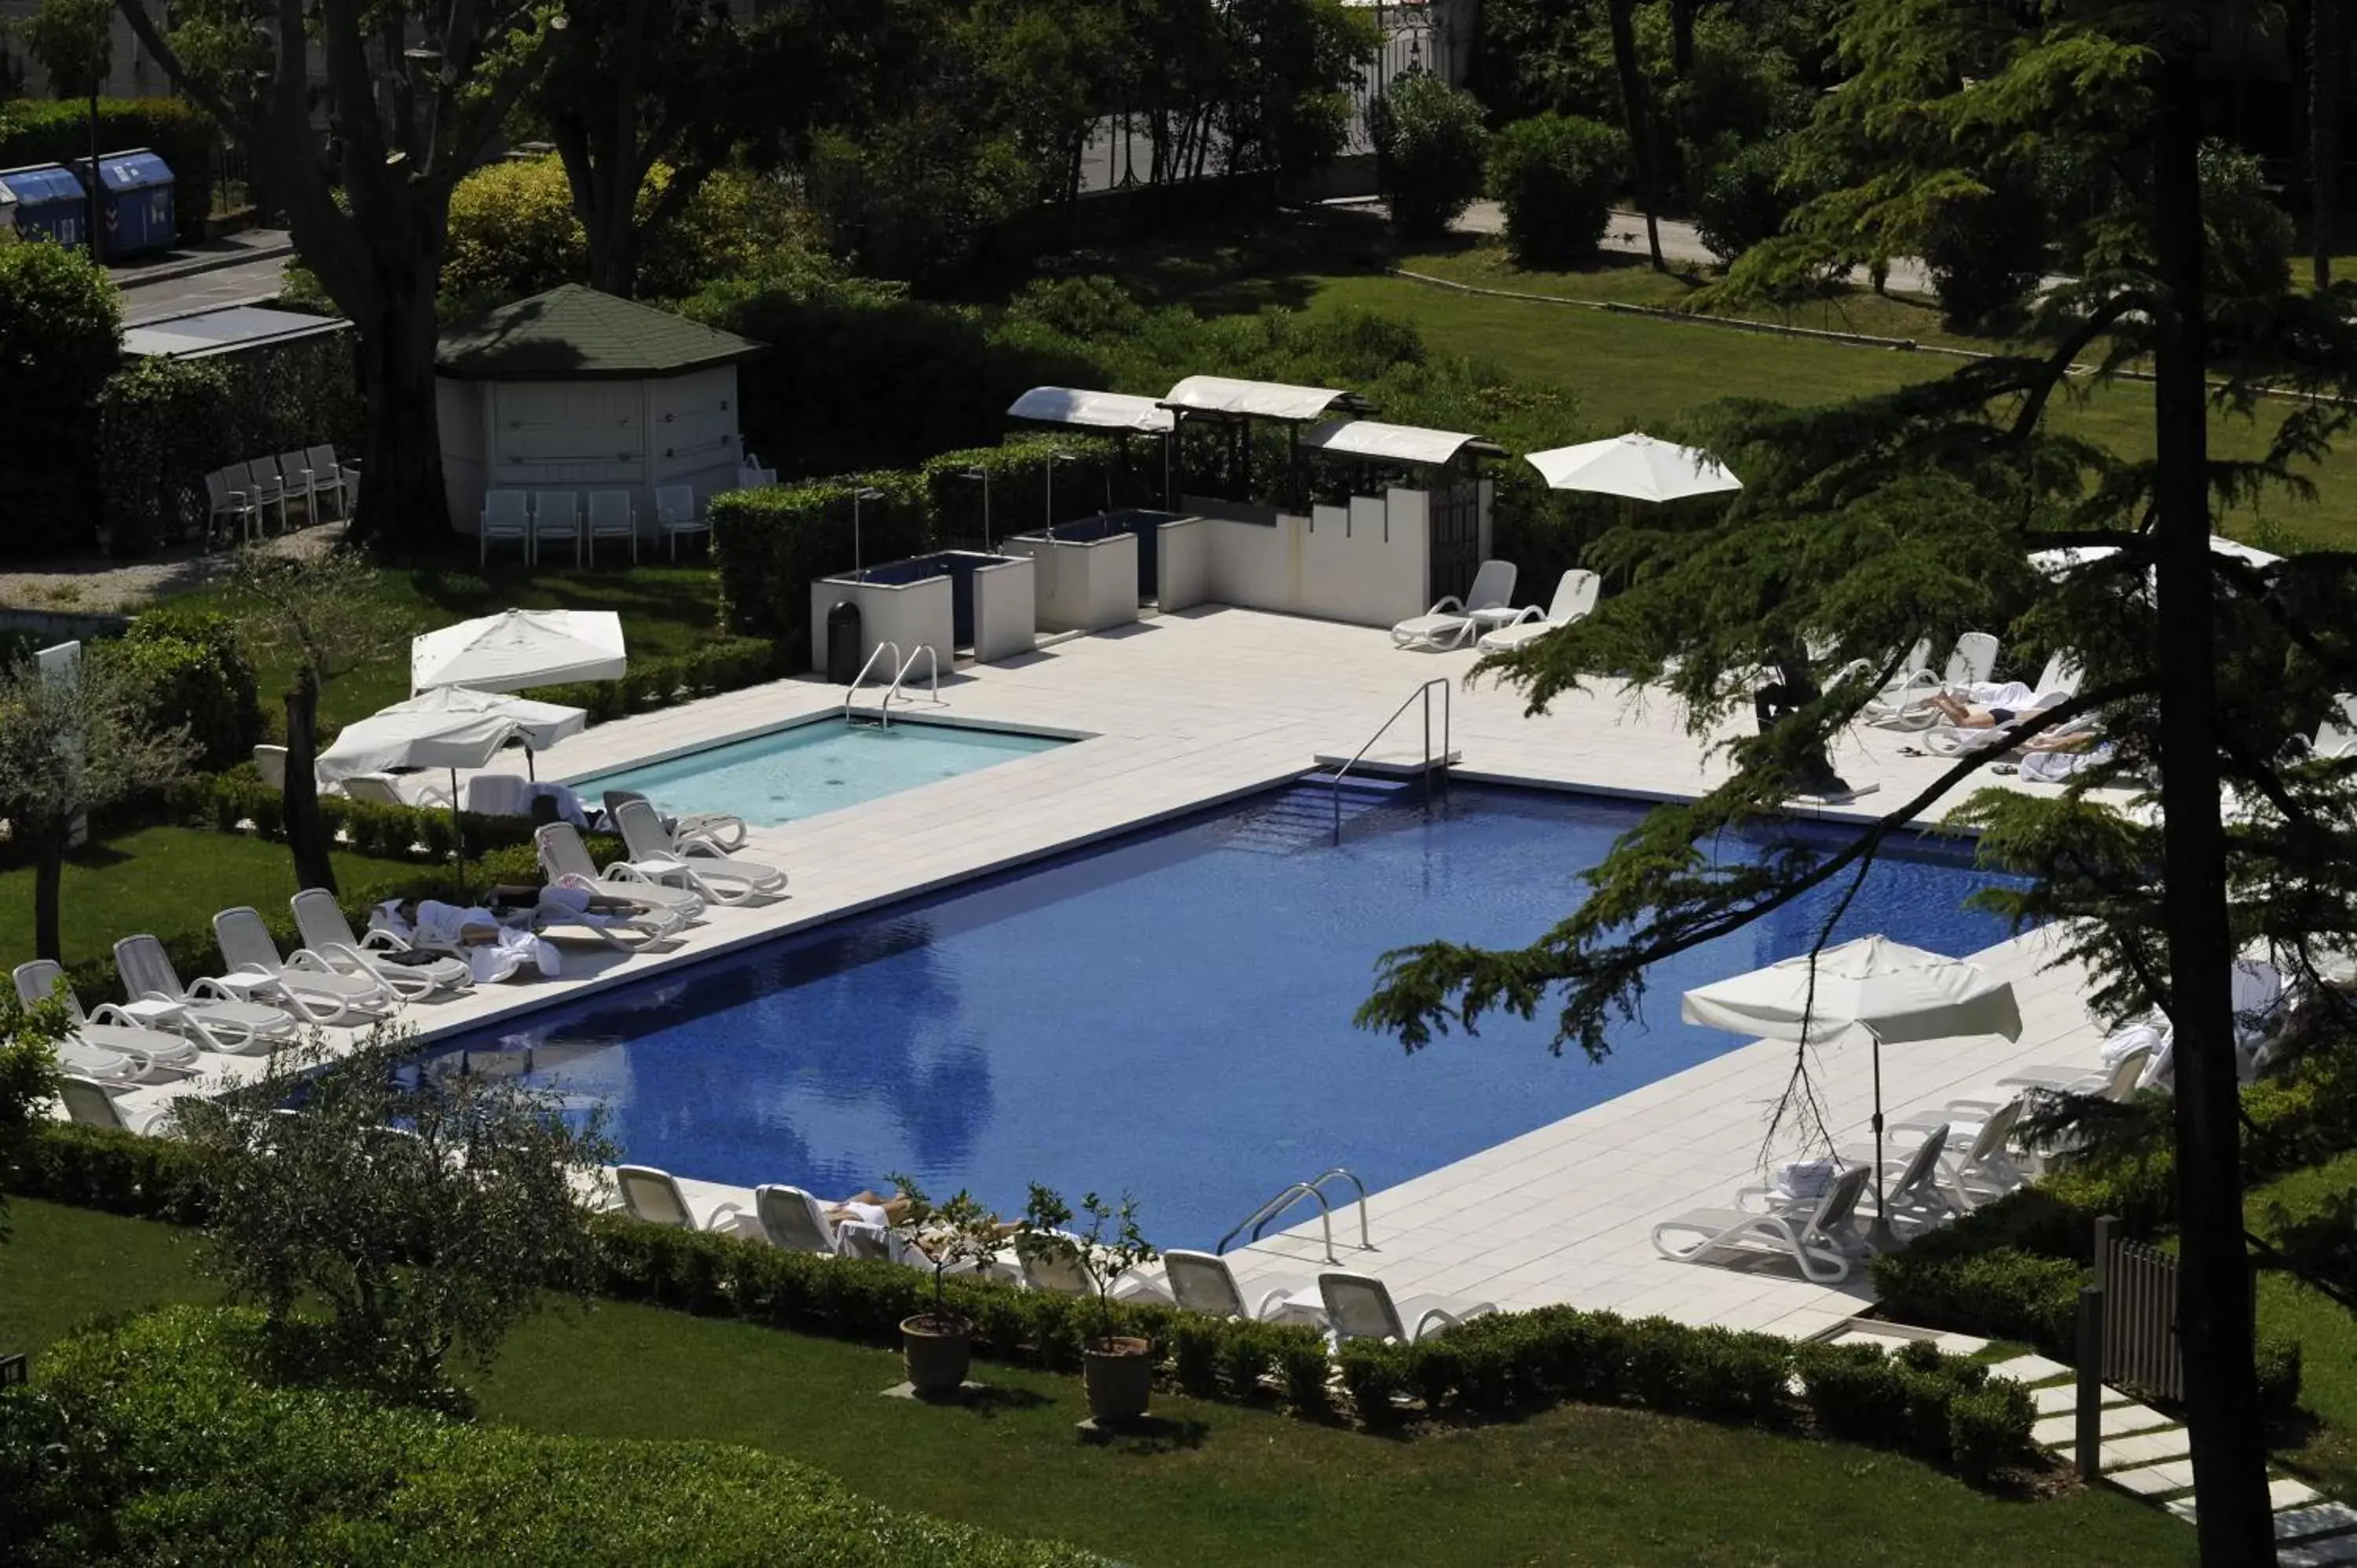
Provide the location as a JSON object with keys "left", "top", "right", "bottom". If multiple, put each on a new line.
{"left": 2, "top": 1306, "right": 1107, "bottom": 1566}
{"left": 115, "top": 610, "right": 263, "bottom": 771}
{"left": 0, "top": 96, "right": 215, "bottom": 241}
{"left": 918, "top": 433, "right": 1131, "bottom": 550}
{"left": 517, "top": 633, "right": 784, "bottom": 720}
{"left": 7, "top": 1126, "right": 2036, "bottom": 1477}
{"left": 712, "top": 474, "right": 929, "bottom": 650}
{"left": 181, "top": 765, "right": 618, "bottom": 864}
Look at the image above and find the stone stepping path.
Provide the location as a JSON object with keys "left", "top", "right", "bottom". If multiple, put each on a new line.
{"left": 1981, "top": 1350, "right": 2357, "bottom": 1564}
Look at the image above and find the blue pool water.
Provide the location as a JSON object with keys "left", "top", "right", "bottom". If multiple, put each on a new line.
{"left": 576, "top": 719, "right": 1066, "bottom": 829}
{"left": 430, "top": 783, "right": 2027, "bottom": 1247}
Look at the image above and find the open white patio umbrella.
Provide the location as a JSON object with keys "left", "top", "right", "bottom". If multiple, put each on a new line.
{"left": 315, "top": 686, "right": 588, "bottom": 785}
{"left": 410, "top": 609, "right": 627, "bottom": 694}
{"left": 316, "top": 687, "right": 588, "bottom": 898}
{"left": 1526, "top": 431, "right": 1743, "bottom": 504}
{"left": 1682, "top": 935, "right": 2024, "bottom": 1247}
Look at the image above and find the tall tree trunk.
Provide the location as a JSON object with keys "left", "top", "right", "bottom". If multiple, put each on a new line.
{"left": 1669, "top": 0, "right": 1696, "bottom": 77}
{"left": 350, "top": 278, "right": 452, "bottom": 560}
{"left": 2149, "top": 51, "right": 2276, "bottom": 1567}
{"left": 2319, "top": 0, "right": 2341, "bottom": 288}
{"left": 34, "top": 831, "right": 64, "bottom": 963}
{"left": 1605, "top": 0, "right": 1666, "bottom": 269}
{"left": 283, "top": 672, "right": 338, "bottom": 897}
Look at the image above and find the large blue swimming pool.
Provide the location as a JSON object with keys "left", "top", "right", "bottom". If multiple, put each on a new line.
{"left": 427, "top": 782, "right": 2027, "bottom": 1247}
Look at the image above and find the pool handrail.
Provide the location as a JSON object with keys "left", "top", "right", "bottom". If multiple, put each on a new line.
{"left": 1215, "top": 1166, "right": 1373, "bottom": 1265}
{"left": 1330, "top": 678, "right": 1452, "bottom": 843}
{"left": 881, "top": 645, "right": 942, "bottom": 725}
{"left": 842, "top": 640, "right": 904, "bottom": 722}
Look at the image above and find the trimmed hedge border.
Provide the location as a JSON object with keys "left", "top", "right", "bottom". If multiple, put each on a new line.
{"left": 11, "top": 1125, "right": 2036, "bottom": 1478}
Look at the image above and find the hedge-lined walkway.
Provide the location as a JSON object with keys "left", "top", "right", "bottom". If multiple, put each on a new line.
{"left": 0, "top": 1200, "right": 2194, "bottom": 1568}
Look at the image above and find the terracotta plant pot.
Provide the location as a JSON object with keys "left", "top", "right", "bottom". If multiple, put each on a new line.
{"left": 1083, "top": 1335, "right": 1154, "bottom": 1423}
{"left": 900, "top": 1314, "right": 973, "bottom": 1393}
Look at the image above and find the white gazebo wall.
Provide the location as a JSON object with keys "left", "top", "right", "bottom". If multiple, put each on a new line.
{"left": 439, "top": 365, "right": 743, "bottom": 537}
{"left": 1188, "top": 485, "right": 1441, "bottom": 627}
{"left": 999, "top": 531, "right": 1140, "bottom": 633}
{"left": 1153, "top": 515, "right": 1211, "bottom": 612}
{"left": 808, "top": 573, "right": 955, "bottom": 678}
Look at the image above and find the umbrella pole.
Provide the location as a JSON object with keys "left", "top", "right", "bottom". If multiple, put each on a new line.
{"left": 526, "top": 746, "right": 537, "bottom": 782}
{"left": 1867, "top": 1028, "right": 1897, "bottom": 1251}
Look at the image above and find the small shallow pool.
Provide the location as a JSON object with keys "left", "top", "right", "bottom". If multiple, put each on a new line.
{"left": 575, "top": 719, "right": 1067, "bottom": 829}
{"left": 430, "top": 782, "right": 2028, "bottom": 1248}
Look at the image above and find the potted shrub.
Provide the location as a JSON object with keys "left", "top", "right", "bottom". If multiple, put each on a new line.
{"left": 885, "top": 1174, "right": 1004, "bottom": 1396}
{"left": 1025, "top": 1185, "right": 1159, "bottom": 1424}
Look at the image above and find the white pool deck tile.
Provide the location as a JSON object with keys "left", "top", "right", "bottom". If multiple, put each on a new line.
{"left": 115, "top": 606, "right": 2129, "bottom": 1339}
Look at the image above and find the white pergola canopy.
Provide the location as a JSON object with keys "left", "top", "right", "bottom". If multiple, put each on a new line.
{"left": 1527, "top": 432, "right": 1743, "bottom": 504}
{"left": 1301, "top": 419, "right": 1484, "bottom": 466}
{"left": 1006, "top": 386, "right": 1176, "bottom": 434}
{"left": 1160, "top": 375, "right": 1354, "bottom": 422}
{"left": 315, "top": 687, "right": 587, "bottom": 784}
{"left": 411, "top": 609, "right": 627, "bottom": 694}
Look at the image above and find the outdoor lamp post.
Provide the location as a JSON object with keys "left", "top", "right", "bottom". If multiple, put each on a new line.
{"left": 852, "top": 486, "right": 885, "bottom": 578}
{"left": 957, "top": 467, "right": 992, "bottom": 551}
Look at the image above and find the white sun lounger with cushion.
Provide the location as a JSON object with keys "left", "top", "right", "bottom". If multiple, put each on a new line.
{"left": 1886, "top": 1097, "right": 2029, "bottom": 1211}
{"left": 610, "top": 799, "right": 785, "bottom": 903}
{"left": 212, "top": 907, "right": 402, "bottom": 1025}
{"left": 1391, "top": 559, "right": 1516, "bottom": 650}
{"left": 113, "top": 935, "right": 297, "bottom": 1054}
{"left": 1827, "top": 1123, "right": 1958, "bottom": 1229}
{"left": 291, "top": 889, "right": 474, "bottom": 999}
{"left": 13, "top": 960, "right": 202, "bottom": 1078}
{"left": 600, "top": 789, "right": 746, "bottom": 852}
{"left": 753, "top": 1184, "right": 841, "bottom": 1255}
{"left": 57, "top": 1074, "right": 175, "bottom": 1134}
{"left": 1164, "top": 1249, "right": 1325, "bottom": 1325}
{"left": 1652, "top": 1163, "right": 1870, "bottom": 1283}
{"left": 1317, "top": 1271, "right": 1495, "bottom": 1347}
{"left": 534, "top": 824, "right": 706, "bottom": 926}
{"left": 1475, "top": 569, "right": 1600, "bottom": 654}
{"left": 616, "top": 1163, "right": 749, "bottom": 1233}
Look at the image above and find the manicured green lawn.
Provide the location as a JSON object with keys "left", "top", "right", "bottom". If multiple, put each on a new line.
{"left": 0, "top": 826, "right": 423, "bottom": 973}
{"left": 0, "top": 1200, "right": 2197, "bottom": 1567}
{"left": 2252, "top": 1152, "right": 2357, "bottom": 1498}
{"left": 163, "top": 560, "right": 724, "bottom": 738}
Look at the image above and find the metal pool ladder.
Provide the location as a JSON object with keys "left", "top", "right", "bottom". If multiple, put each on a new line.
{"left": 1215, "top": 1167, "right": 1373, "bottom": 1266}
{"left": 842, "top": 640, "right": 903, "bottom": 725}
{"left": 1328, "top": 678, "right": 1453, "bottom": 843}
{"left": 881, "top": 645, "right": 942, "bottom": 724}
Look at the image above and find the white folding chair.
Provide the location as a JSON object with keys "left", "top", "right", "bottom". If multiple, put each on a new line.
{"left": 305, "top": 445, "right": 354, "bottom": 518}
{"left": 532, "top": 490, "right": 581, "bottom": 566}
{"left": 481, "top": 489, "right": 531, "bottom": 564}
{"left": 656, "top": 484, "right": 710, "bottom": 562}
{"left": 586, "top": 491, "right": 638, "bottom": 566}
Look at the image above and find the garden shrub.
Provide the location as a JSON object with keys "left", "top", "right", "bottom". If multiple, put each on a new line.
{"left": 0, "top": 1306, "right": 1107, "bottom": 1566}
{"left": 115, "top": 610, "right": 262, "bottom": 771}
{"left": 1870, "top": 1244, "right": 2085, "bottom": 1357}
{"left": 918, "top": 434, "right": 1130, "bottom": 549}
{"left": 0, "top": 97, "right": 215, "bottom": 240}
{"left": 521, "top": 633, "right": 784, "bottom": 721}
{"left": 2256, "top": 1334, "right": 2304, "bottom": 1425}
{"left": 1694, "top": 135, "right": 1800, "bottom": 265}
{"left": 1919, "top": 167, "right": 2048, "bottom": 325}
{"left": 1486, "top": 114, "right": 1625, "bottom": 267}
{"left": 711, "top": 474, "right": 929, "bottom": 652}
{"left": 1368, "top": 72, "right": 1490, "bottom": 240}
{"left": 1948, "top": 1381, "right": 2037, "bottom": 1482}
{"left": 0, "top": 239, "right": 117, "bottom": 559}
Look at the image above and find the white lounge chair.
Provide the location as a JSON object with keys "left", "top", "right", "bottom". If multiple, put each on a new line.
{"left": 13, "top": 960, "right": 202, "bottom": 1078}
{"left": 1164, "top": 1249, "right": 1325, "bottom": 1325}
{"left": 753, "top": 1183, "right": 841, "bottom": 1255}
{"left": 656, "top": 484, "right": 710, "bottom": 562}
{"left": 610, "top": 799, "right": 784, "bottom": 903}
{"left": 481, "top": 489, "right": 530, "bottom": 564}
{"left": 1475, "top": 569, "right": 1600, "bottom": 654}
{"left": 1886, "top": 1097, "right": 2030, "bottom": 1211}
{"left": 464, "top": 773, "right": 530, "bottom": 818}
{"left": 113, "top": 935, "right": 298, "bottom": 1055}
{"left": 57, "top": 1074, "right": 175, "bottom": 1134}
{"left": 1318, "top": 1271, "right": 1495, "bottom": 1346}
{"left": 291, "top": 888, "right": 473, "bottom": 1000}
{"left": 600, "top": 789, "right": 747, "bottom": 852}
{"left": 204, "top": 468, "right": 259, "bottom": 545}
{"left": 1391, "top": 560, "right": 1517, "bottom": 651}
{"left": 1824, "top": 1123, "right": 1957, "bottom": 1230}
{"left": 1015, "top": 1233, "right": 1167, "bottom": 1302}
{"left": 533, "top": 824, "right": 705, "bottom": 928}
{"left": 212, "top": 907, "right": 402, "bottom": 1025}
{"left": 1651, "top": 1163, "right": 1870, "bottom": 1283}
{"left": 617, "top": 1164, "right": 748, "bottom": 1233}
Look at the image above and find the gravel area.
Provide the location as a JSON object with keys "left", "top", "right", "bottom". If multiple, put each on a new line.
{"left": 0, "top": 522, "right": 347, "bottom": 615}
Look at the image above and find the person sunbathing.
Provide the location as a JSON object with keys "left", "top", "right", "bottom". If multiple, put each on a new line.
{"left": 1926, "top": 692, "right": 2095, "bottom": 750}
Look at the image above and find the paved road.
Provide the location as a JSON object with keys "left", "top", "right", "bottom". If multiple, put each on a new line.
{"left": 112, "top": 229, "right": 295, "bottom": 322}
{"left": 1450, "top": 199, "right": 1945, "bottom": 295}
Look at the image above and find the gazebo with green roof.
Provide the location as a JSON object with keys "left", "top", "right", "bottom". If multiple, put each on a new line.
{"left": 434, "top": 284, "right": 768, "bottom": 549}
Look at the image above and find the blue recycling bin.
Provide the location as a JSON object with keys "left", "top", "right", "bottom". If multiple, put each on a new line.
{"left": 74, "top": 148, "right": 176, "bottom": 259}
{"left": 0, "top": 163, "right": 91, "bottom": 250}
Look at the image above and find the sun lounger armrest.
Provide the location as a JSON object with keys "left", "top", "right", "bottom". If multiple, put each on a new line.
{"left": 1411, "top": 1302, "right": 1495, "bottom": 1340}
{"left": 1252, "top": 1288, "right": 1300, "bottom": 1321}
{"left": 358, "top": 929, "right": 412, "bottom": 954}
{"left": 279, "top": 947, "right": 343, "bottom": 975}
{"left": 86, "top": 1002, "right": 141, "bottom": 1028}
